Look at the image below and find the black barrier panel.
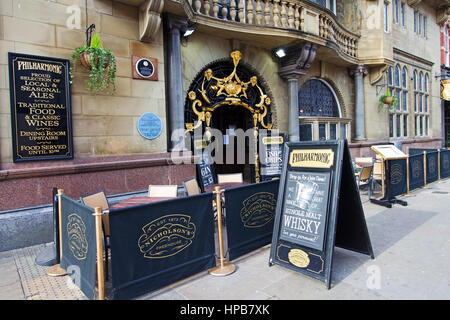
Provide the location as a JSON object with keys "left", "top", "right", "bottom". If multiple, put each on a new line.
{"left": 409, "top": 154, "right": 425, "bottom": 191}
{"left": 388, "top": 159, "right": 407, "bottom": 197}
{"left": 426, "top": 151, "right": 439, "bottom": 184}
{"left": 441, "top": 149, "right": 450, "bottom": 179}
{"left": 224, "top": 180, "right": 279, "bottom": 261}
{"left": 108, "top": 193, "right": 216, "bottom": 300}
{"left": 60, "top": 195, "right": 97, "bottom": 300}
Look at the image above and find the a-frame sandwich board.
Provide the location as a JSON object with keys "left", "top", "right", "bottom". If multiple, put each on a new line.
{"left": 269, "top": 140, "right": 374, "bottom": 289}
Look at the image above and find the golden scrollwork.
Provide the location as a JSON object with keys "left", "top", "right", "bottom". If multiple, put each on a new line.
{"left": 185, "top": 51, "right": 273, "bottom": 182}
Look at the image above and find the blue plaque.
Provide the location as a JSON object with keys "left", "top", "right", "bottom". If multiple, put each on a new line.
{"left": 137, "top": 113, "right": 162, "bottom": 140}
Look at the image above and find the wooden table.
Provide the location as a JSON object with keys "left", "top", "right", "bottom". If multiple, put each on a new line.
{"left": 108, "top": 196, "right": 175, "bottom": 210}
{"left": 204, "top": 182, "right": 247, "bottom": 193}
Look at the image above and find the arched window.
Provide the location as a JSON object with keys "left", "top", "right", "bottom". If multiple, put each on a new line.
{"left": 388, "top": 65, "right": 408, "bottom": 138}
{"left": 298, "top": 79, "right": 340, "bottom": 117}
{"left": 414, "top": 70, "right": 429, "bottom": 136}
{"left": 298, "top": 79, "right": 347, "bottom": 141}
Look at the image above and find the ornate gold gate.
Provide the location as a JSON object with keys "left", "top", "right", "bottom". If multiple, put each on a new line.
{"left": 185, "top": 51, "right": 273, "bottom": 182}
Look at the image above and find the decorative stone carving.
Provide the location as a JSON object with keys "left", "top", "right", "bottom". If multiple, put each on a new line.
{"left": 139, "top": 0, "right": 164, "bottom": 42}
{"left": 278, "top": 42, "right": 318, "bottom": 80}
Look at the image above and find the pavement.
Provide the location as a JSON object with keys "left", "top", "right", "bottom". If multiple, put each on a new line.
{"left": 1, "top": 178, "right": 449, "bottom": 301}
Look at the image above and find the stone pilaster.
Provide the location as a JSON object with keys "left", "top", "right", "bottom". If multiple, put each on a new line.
{"left": 164, "top": 14, "right": 188, "bottom": 151}
{"left": 277, "top": 42, "right": 317, "bottom": 142}
{"left": 349, "top": 65, "right": 369, "bottom": 141}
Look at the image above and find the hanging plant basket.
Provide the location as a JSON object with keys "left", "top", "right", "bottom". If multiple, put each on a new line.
{"left": 79, "top": 51, "right": 92, "bottom": 70}
{"left": 383, "top": 96, "right": 394, "bottom": 104}
{"left": 378, "top": 88, "right": 398, "bottom": 112}
{"left": 70, "top": 32, "right": 116, "bottom": 93}
{"left": 79, "top": 51, "right": 110, "bottom": 71}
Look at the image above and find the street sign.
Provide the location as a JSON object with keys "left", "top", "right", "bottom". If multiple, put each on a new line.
{"left": 269, "top": 140, "right": 374, "bottom": 289}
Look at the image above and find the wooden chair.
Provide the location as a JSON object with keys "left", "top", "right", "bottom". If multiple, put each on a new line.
{"left": 148, "top": 185, "right": 178, "bottom": 197}
{"left": 80, "top": 191, "right": 110, "bottom": 280}
{"left": 372, "top": 161, "right": 384, "bottom": 197}
{"left": 183, "top": 178, "right": 201, "bottom": 196}
{"left": 356, "top": 165, "right": 374, "bottom": 197}
{"left": 217, "top": 173, "right": 244, "bottom": 183}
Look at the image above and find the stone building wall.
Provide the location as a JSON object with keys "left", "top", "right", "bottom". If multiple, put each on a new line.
{"left": 0, "top": 0, "right": 196, "bottom": 211}
{"left": 0, "top": 0, "right": 167, "bottom": 164}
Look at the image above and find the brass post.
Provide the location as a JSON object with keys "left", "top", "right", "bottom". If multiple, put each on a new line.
{"left": 254, "top": 125, "right": 260, "bottom": 183}
{"left": 47, "top": 189, "right": 67, "bottom": 277}
{"left": 208, "top": 186, "right": 235, "bottom": 276}
{"left": 94, "top": 207, "right": 105, "bottom": 300}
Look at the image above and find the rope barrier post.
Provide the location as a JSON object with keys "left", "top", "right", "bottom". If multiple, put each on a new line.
{"left": 47, "top": 189, "right": 67, "bottom": 277}
{"left": 209, "top": 186, "right": 235, "bottom": 276}
{"left": 94, "top": 207, "right": 105, "bottom": 300}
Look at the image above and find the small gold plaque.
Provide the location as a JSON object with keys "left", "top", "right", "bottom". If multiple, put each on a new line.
{"left": 288, "top": 249, "right": 310, "bottom": 268}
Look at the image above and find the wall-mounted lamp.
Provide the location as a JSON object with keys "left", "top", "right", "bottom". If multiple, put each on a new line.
{"left": 275, "top": 48, "right": 286, "bottom": 58}
{"left": 183, "top": 27, "right": 196, "bottom": 38}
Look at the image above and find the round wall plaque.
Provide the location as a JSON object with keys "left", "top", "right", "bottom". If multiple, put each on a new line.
{"left": 135, "top": 58, "right": 154, "bottom": 78}
{"left": 137, "top": 113, "right": 162, "bottom": 140}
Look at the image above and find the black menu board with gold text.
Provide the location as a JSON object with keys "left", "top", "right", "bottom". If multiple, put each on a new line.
{"left": 8, "top": 53, "right": 73, "bottom": 162}
{"left": 270, "top": 140, "right": 374, "bottom": 289}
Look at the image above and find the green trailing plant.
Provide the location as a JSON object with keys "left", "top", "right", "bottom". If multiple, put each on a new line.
{"left": 70, "top": 32, "right": 116, "bottom": 93}
{"left": 378, "top": 88, "right": 398, "bottom": 112}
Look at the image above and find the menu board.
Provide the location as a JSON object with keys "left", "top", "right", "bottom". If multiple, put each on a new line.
{"left": 260, "top": 133, "right": 286, "bottom": 180}
{"left": 371, "top": 144, "right": 407, "bottom": 160}
{"left": 269, "top": 140, "right": 374, "bottom": 289}
{"left": 8, "top": 53, "right": 73, "bottom": 162}
{"left": 194, "top": 138, "right": 215, "bottom": 192}
{"left": 279, "top": 171, "right": 330, "bottom": 251}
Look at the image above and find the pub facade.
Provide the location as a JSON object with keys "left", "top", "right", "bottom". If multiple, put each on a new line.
{"left": 0, "top": 0, "right": 448, "bottom": 211}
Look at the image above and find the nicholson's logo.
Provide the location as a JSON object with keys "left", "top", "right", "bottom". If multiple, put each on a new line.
{"left": 138, "top": 214, "right": 196, "bottom": 259}
{"left": 412, "top": 160, "right": 422, "bottom": 179}
{"left": 67, "top": 213, "right": 88, "bottom": 260}
{"left": 240, "top": 192, "right": 277, "bottom": 228}
{"left": 443, "top": 155, "right": 449, "bottom": 170}
{"left": 429, "top": 157, "right": 436, "bottom": 174}
{"left": 390, "top": 163, "right": 403, "bottom": 185}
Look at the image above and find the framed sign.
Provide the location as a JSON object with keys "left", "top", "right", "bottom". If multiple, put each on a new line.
{"left": 260, "top": 132, "right": 286, "bottom": 181}
{"left": 370, "top": 145, "right": 408, "bottom": 208}
{"left": 193, "top": 138, "right": 215, "bottom": 192}
{"left": 8, "top": 52, "right": 73, "bottom": 162}
{"left": 132, "top": 55, "right": 158, "bottom": 81}
{"left": 269, "top": 140, "right": 374, "bottom": 289}
{"left": 371, "top": 144, "right": 407, "bottom": 160}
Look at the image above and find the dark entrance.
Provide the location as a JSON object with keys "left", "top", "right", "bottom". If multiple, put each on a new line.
{"left": 211, "top": 106, "right": 253, "bottom": 182}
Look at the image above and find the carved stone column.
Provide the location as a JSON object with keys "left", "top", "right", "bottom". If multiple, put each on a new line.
{"left": 278, "top": 42, "right": 317, "bottom": 142}
{"left": 164, "top": 15, "right": 188, "bottom": 151}
{"left": 349, "top": 65, "right": 369, "bottom": 141}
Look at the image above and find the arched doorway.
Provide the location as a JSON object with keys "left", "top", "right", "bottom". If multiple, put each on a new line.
{"left": 184, "top": 51, "right": 273, "bottom": 182}
{"left": 298, "top": 78, "right": 350, "bottom": 141}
